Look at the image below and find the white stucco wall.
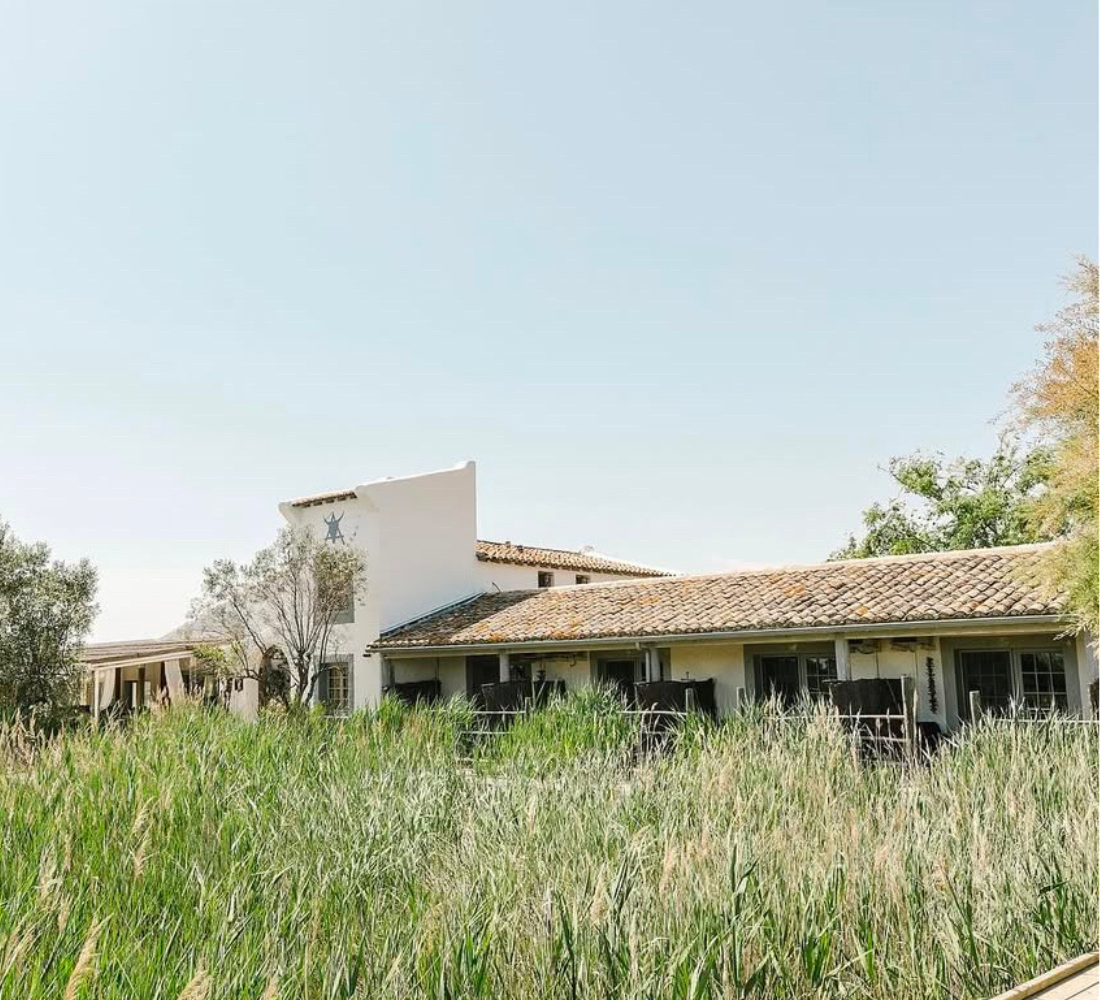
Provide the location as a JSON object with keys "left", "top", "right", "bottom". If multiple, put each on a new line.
{"left": 280, "top": 461, "right": 658, "bottom": 712}
{"left": 847, "top": 639, "right": 947, "bottom": 729}
{"left": 280, "top": 462, "right": 481, "bottom": 710}
{"left": 670, "top": 643, "right": 746, "bottom": 714}
{"left": 388, "top": 655, "right": 467, "bottom": 698}
{"left": 508, "top": 651, "right": 593, "bottom": 688}
{"left": 474, "top": 561, "right": 640, "bottom": 592}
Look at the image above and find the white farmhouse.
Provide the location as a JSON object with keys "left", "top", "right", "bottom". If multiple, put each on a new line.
{"left": 276, "top": 460, "right": 668, "bottom": 713}
{"left": 79, "top": 460, "right": 1098, "bottom": 731}
{"left": 80, "top": 460, "right": 668, "bottom": 716}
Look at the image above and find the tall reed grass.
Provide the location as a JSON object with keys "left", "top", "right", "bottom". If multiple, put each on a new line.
{"left": 0, "top": 696, "right": 1094, "bottom": 999}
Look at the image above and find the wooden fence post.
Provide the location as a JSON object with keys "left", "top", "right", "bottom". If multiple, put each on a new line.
{"left": 685, "top": 687, "right": 697, "bottom": 714}
{"left": 968, "top": 689, "right": 983, "bottom": 723}
{"left": 735, "top": 686, "right": 746, "bottom": 712}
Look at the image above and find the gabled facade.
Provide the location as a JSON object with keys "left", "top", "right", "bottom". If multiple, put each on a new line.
{"left": 277, "top": 461, "right": 670, "bottom": 713}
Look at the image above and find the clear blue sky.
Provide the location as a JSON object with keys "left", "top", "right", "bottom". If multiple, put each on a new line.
{"left": 1, "top": 1, "right": 1095, "bottom": 641}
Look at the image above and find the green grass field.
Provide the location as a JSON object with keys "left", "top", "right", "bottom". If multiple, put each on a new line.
{"left": 0, "top": 691, "right": 1095, "bottom": 999}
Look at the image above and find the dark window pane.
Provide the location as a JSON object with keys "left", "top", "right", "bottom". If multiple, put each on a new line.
{"left": 759, "top": 656, "right": 800, "bottom": 706}
{"left": 959, "top": 650, "right": 1014, "bottom": 716}
{"left": 805, "top": 656, "right": 837, "bottom": 698}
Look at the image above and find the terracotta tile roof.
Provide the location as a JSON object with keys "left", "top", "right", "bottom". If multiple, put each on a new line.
{"left": 476, "top": 540, "right": 671, "bottom": 578}
{"left": 376, "top": 544, "right": 1065, "bottom": 649}
{"left": 80, "top": 639, "right": 212, "bottom": 667}
{"left": 287, "top": 488, "right": 358, "bottom": 508}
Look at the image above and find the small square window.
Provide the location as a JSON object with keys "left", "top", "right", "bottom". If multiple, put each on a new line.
{"left": 575, "top": 574, "right": 590, "bottom": 585}
{"left": 537, "top": 571, "right": 554, "bottom": 588}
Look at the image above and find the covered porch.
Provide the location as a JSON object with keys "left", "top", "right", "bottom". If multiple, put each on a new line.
{"left": 79, "top": 640, "right": 223, "bottom": 720}
{"left": 378, "top": 621, "right": 1094, "bottom": 733}
{"left": 381, "top": 645, "right": 710, "bottom": 712}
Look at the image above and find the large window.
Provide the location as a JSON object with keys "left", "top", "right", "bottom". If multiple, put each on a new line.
{"left": 758, "top": 655, "right": 801, "bottom": 705}
{"left": 594, "top": 653, "right": 643, "bottom": 700}
{"left": 466, "top": 655, "right": 500, "bottom": 701}
{"left": 1019, "top": 651, "right": 1068, "bottom": 712}
{"left": 322, "top": 660, "right": 351, "bottom": 715}
{"left": 957, "top": 650, "right": 1014, "bottom": 715}
{"left": 957, "top": 648, "right": 1068, "bottom": 717}
{"left": 757, "top": 653, "right": 837, "bottom": 705}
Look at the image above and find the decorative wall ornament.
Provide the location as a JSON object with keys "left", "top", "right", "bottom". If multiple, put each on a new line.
{"left": 925, "top": 656, "right": 939, "bottom": 715}
{"left": 323, "top": 512, "right": 346, "bottom": 545}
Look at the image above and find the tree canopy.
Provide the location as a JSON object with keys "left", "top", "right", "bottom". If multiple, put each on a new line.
{"left": 0, "top": 520, "right": 98, "bottom": 713}
{"left": 831, "top": 440, "right": 1051, "bottom": 560}
{"left": 192, "top": 525, "right": 366, "bottom": 707}
{"left": 1013, "top": 256, "right": 1098, "bottom": 634}
{"left": 836, "top": 256, "right": 1098, "bottom": 637}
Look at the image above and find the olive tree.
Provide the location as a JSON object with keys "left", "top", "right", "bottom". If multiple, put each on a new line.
{"left": 193, "top": 525, "right": 366, "bottom": 707}
{"left": 0, "top": 520, "right": 97, "bottom": 714}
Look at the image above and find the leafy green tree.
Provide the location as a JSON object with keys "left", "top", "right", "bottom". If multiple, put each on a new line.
{"left": 192, "top": 526, "right": 366, "bottom": 707}
{"left": 1013, "top": 256, "right": 1098, "bottom": 634}
{"left": 0, "top": 520, "right": 98, "bottom": 712}
{"left": 832, "top": 440, "right": 1052, "bottom": 560}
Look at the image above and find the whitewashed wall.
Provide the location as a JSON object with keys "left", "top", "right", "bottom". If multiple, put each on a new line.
{"left": 848, "top": 640, "right": 947, "bottom": 729}
{"left": 280, "top": 462, "right": 481, "bottom": 710}
{"left": 670, "top": 644, "right": 746, "bottom": 714}
{"left": 474, "top": 561, "right": 641, "bottom": 592}
{"left": 280, "top": 461, "right": 658, "bottom": 712}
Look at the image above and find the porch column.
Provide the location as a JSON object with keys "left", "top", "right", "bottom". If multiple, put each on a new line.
{"left": 498, "top": 651, "right": 510, "bottom": 683}
{"left": 164, "top": 658, "right": 185, "bottom": 700}
{"left": 834, "top": 637, "right": 850, "bottom": 680}
{"left": 644, "top": 647, "right": 659, "bottom": 683}
{"left": 1075, "top": 634, "right": 1098, "bottom": 715}
{"left": 92, "top": 670, "right": 101, "bottom": 721}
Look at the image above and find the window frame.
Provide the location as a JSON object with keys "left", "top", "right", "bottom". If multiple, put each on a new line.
{"left": 575, "top": 574, "right": 590, "bottom": 585}
{"left": 956, "top": 646, "right": 1068, "bottom": 718}
{"left": 537, "top": 570, "right": 554, "bottom": 588}
{"left": 1018, "top": 649, "right": 1069, "bottom": 712}
{"left": 754, "top": 651, "right": 838, "bottom": 704}
{"left": 320, "top": 656, "right": 353, "bottom": 716}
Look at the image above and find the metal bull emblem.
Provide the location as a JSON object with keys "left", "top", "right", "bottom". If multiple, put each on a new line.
{"left": 323, "top": 512, "right": 345, "bottom": 544}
